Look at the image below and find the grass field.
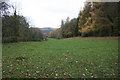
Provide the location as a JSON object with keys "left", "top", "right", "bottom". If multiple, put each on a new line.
{"left": 2, "top": 37, "right": 119, "bottom": 78}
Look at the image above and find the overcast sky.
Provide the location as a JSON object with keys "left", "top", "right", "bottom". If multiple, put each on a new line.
{"left": 9, "top": 0, "right": 86, "bottom": 28}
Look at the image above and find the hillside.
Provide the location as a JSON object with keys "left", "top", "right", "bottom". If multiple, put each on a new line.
{"left": 40, "top": 27, "right": 57, "bottom": 33}
{"left": 35, "top": 27, "right": 58, "bottom": 37}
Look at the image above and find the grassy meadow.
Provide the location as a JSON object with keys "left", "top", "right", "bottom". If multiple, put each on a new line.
{"left": 2, "top": 37, "right": 119, "bottom": 78}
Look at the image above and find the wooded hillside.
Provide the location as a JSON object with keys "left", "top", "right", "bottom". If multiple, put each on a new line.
{"left": 1, "top": 1, "right": 44, "bottom": 43}
{"left": 50, "top": 2, "right": 120, "bottom": 38}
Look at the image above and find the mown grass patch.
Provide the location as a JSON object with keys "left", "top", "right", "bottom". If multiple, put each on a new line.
{"left": 2, "top": 37, "right": 119, "bottom": 78}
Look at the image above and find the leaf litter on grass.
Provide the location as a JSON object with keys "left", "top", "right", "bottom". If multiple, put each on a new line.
{"left": 2, "top": 38, "right": 118, "bottom": 78}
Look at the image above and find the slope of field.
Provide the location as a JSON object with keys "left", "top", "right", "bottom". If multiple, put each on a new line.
{"left": 2, "top": 38, "right": 118, "bottom": 78}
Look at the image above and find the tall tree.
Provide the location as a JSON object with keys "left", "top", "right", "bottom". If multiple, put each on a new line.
{"left": 1, "top": 1, "right": 44, "bottom": 43}
{"left": 77, "top": 2, "right": 119, "bottom": 37}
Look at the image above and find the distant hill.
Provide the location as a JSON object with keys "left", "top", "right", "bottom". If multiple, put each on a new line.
{"left": 33, "top": 27, "right": 58, "bottom": 37}
{"left": 32, "top": 27, "right": 57, "bottom": 33}
{"left": 40, "top": 28, "right": 57, "bottom": 33}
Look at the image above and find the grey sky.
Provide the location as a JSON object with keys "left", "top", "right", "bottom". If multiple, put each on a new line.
{"left": 9, "top": 0, "right": 86, "bottom": 28}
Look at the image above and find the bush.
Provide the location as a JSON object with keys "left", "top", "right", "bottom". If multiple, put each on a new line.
{"left": 2, "top": 36, "right": 18, "bottom": 43}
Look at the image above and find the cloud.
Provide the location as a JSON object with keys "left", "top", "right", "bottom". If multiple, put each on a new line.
{"left": 10, "top": 0, "right": 86, "bottom": 28}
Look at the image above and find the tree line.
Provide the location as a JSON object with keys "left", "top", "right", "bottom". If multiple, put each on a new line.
{"left": 50, "top": 2, "right": 120, "bottom": 38}
{"left": 1, "top": 1, "right": 44, "bottom": 43}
